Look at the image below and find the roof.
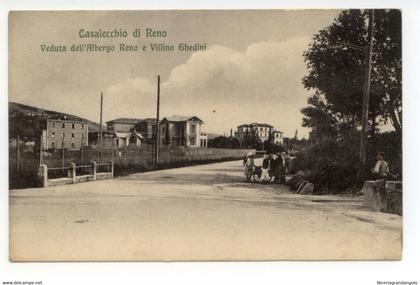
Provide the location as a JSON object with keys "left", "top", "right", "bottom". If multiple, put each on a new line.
{"left": 237, "top": 123, "right": 273, "bottom": 128}
{"left": 250, "top": 122, "right": 273, "bottom": 128}
{"left": 88, "top": 130, "right": 114, "bottom": 135}
{"left": 114, "top": 131, "right": 144, "bottom": 139}
{"left": 47, "top": 116, "right": 88, "bottom": 123}
{"left": 134, "top": 118, "right": 158, "bottom": 125}
{"left": 106, "top": 118, "right": 144, "bottom": 125}
{"left": 162, "top": 115, "right": 203, "bottom": 123}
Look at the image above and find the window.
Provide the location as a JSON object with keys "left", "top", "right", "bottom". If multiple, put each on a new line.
{"left": 52, "top": 122, "right": 56, "bottom": 128}
{"left": 61, "top": 142, "right": 64, "bottom": 147}
{"left": 72, "top": 123, "right": 75, "bottom": 129}
{"left": 71, "top": 143, "right": 75, "bottom": 148}
{"left": 71, "top": 133, "right": 75, "bottom": 140}
{"left": 129, "top": 135, "right": 137, "bottom": 144}
{"left": 190, "top": 137, "right": 196, "bottom": 146}
{"left": 191, "top": 124, "right": 196, "bottom": 134}
{"left": 51, "top": 142, "right": 55, "bottom": 148}
{"left": 51, "top": 132, "right": 55, "bottom": 138}
{"left": 62, "top": 123, "right": 65, "bottom": 128}
{"left": 82, "top": 124, "right": 84, "bottom": 129}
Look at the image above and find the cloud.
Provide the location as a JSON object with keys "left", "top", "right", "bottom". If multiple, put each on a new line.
{"left": 105, "top": 36, "right": 312, "bottom": 137}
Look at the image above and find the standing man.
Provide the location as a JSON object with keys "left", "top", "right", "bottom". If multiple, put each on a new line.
{"left": 261, "top": 153, "right": 271, "bottom": 183}
{"left": 279, "top": 151, "right": 287, "bottom": 184}
{"left": 372, "top": 151, "right": 391, "bottom": 179}
{"left": 269, "top": 153, "right": 279, "bottom": 183}
{"left": 244, "top": 152, "right": 255, "bottom": 182}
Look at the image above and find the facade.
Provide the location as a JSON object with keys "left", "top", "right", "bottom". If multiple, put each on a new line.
{"left": 88, "top": 131, "right": 115, "bottom": 148}
{"left": 106, "top": 118, "right": 143, "bottom": 133}
{"left": 159, "top": 116, "right": 203, "bottom": 147}
{"left": 114, "top": 131, "right": 143, "bottom": 148}
{"left": 42, "top": 118, "right": 89, "bottom": 150}
{"left": 199, "top": 133, "right": 208, "bottom": 148}
{"left": 271, "top": 130, "right": 284, "bottom": 145}
{"left": 133, "top": 118, "right": 159, "bottom": 144}
{"left": 235, "top": 123, "right": 274, "bottom": 145}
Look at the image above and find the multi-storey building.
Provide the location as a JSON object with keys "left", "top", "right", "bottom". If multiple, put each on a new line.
{"left": 106, "top": 118, "right": 143, "bottom": 132}
{"left": 159, "top": 115, "right": 203, "bottom": 147}
{"left": 105, "top": 117, "right": 145, "bottom": 148}
{"left": 235, "top": 123, "right": 274, "bottom": 146}
{"left": 133, "top": 118, "right": 159, "bottom": 144}
{"left": 41, "top": 117, "right": 89, "bottom": 150}
{"left": 272, "top": 130, "right": 284, "bottom": 145}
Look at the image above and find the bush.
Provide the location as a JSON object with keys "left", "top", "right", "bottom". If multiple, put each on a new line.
{"left": 293, "top": 131, "right": 402, "bottom": 194}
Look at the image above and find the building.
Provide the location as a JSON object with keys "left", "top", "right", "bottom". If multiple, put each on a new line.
{"left": 106, "top": 118, "right": 143, "bottom": 133}
{"left": 41, "top": 117, "right": 89, "bottom": 150}
{"left": 133, "top": 118, "right": 159, "bottom": 144}
{"left": 235, "top": 123, "right": 274, "bottom": 146}
{"left": 271, "top": 130, "right": 284, "bottom": 145}
{"left": 106, "top": 117, "right": 146, "bottom": 148}
{"left": 114, "top": 131, "right": 143, "bottom": 148}
{"left": 159, "top": 115, "right": 203, "bottom": 147}
{"left": 88, "top": 130, "right": 115, "bottom": 148}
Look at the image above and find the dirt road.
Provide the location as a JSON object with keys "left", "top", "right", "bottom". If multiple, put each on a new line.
{"left": 9, "top": 159, "right": 402, "bottom": 261}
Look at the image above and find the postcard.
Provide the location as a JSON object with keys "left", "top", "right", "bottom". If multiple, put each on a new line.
{"left": 8, "top": 10, "right": 402, "bottom": 261}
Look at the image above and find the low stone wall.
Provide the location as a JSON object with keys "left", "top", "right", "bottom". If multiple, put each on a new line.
{"left": 39, "top": 161, "right": 114, "bottom": 188}
{"left": 363, "top": 180, "right": 402, "bottom": 215}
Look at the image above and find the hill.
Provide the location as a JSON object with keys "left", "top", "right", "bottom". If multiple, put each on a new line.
{"left": 9, "top": 102, "right": 104, "bottom": 132}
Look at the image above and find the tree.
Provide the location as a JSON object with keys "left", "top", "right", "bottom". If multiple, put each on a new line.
{"left": 302, "top": 9, "right": 402, "bottom": 136}
{"left": 211, "top": 136, "right": 240, "bottom": 149}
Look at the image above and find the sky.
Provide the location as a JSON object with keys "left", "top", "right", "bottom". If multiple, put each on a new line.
{"left": 9, "top": 10, "right": 341, "bottom": 138}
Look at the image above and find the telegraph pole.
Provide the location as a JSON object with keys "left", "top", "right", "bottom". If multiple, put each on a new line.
{"left": 154, "top": 75, "right": 160, "bottom": 167}
{"left": 359, "top": 9, "right": 374, "bottom": 172}
{"left": 98, "top": 92, "right": 103, "bottom": 164}
{"left": 16, "top": 134, "right": 20, "bottom": 172}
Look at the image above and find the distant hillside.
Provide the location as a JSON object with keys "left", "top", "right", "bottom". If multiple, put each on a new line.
{"left": 9, "top": 102, "right": 104, "bottom": 132}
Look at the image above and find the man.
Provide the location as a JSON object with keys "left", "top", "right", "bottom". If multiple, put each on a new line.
{"left": 244, "top": 152, "right": 255, "bottom": 182}
{"left": 279, "top": 151, "right": 288, "bottom": 184}
{"left": 261, "top": 153, "right": 271, "bottom": 183}
{"left": 372, "top": 151, "right": 391, "bottom": 179}
{"left": 269, "top": 153, "right": 279, "bottom": 183}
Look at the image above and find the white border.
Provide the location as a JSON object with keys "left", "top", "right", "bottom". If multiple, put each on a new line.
{"left": 1, "top": 1, "right": 420, "bottom": 285}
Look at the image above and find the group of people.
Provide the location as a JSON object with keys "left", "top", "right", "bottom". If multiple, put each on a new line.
{"left": 244, "top": 152, "right": 290, "bottom": 183}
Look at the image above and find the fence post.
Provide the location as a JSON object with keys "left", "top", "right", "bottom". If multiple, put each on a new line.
{"left": 38, "top": 164, "right": 48, "bottom": 188}
{"left": 109, "top": 161, "right": 114, "bottom": 178}
{"left": 92, "top": 160, "right": 97, "bottom": 180}
{"left": 70, "top": 162, "right": 77, "bottom": 183}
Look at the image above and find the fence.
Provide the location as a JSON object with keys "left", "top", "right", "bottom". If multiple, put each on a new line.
{"left": 39, "top": 161, "right": 114, "bottom": 188}
{"left": 9, "top": 145, "right": 253, "bottom": 189}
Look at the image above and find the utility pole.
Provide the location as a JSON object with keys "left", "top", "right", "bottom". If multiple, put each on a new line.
{"left": 16, "top": 134, "right": 20, "bottom": 172}
{"left": 359, "top": 9, "right": 374, "bottom": 173}
{"left": 62, "top": 137, "right": 65, "bottom": 168}
{"left": 154, "top": 75, "right": 160, "bottom": 167}
{"left": 81, "top": 137, "right": 84, "bottom": 164}
{"left": 98, "top": 92, "right": 103, "bottom": 164}
{"left": 39, "top": 134, "right": 43, "bottom": 166}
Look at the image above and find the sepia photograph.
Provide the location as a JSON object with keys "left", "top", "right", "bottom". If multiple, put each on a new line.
{"left": 8, "top": 9, "right": 403, "bottom": 262}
